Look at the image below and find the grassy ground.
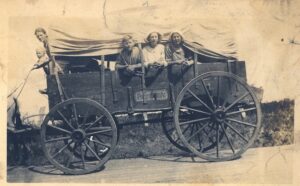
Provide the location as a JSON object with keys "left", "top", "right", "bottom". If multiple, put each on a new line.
{"left": 7, "top": 99, "right": 294, "bottom": 166}
{"left": 254, "top": 99, "right": 294, "bottom": 147}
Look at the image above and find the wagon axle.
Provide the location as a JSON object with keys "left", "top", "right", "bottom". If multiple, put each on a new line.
{"left": 71, "top": 129, "right": 86, "bottom": 143}
{"left": 211, "top": 109, "right": 226, "bottom": 123}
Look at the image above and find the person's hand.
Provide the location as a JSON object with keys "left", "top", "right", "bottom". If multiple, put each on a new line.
{"left": 127, "top": 65, "right": 136, "bottom": 71}
{"left": 152, "top": 62, "right": 163, "bottom": 68}
{"left": 32, "top": 64, "right": 39, "bottom": 70}
{"left": 182, "top": 60, "right": 189, "bottom": 66}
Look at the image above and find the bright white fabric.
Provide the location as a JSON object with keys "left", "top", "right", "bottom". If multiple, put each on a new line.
{"left": 142, "top": 44, "right": 167, "bottom": 66}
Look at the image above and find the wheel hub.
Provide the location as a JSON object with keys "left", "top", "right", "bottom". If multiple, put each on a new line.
{"left": 212, "top": 109, "right": 226, "bottom": 123}
{"left": 71, "top": 129, "right": 86, "bottom": 143}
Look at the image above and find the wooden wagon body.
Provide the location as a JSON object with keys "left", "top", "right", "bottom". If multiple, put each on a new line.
{"left": 47, "top": 61, "right": 247, "bottom": 115}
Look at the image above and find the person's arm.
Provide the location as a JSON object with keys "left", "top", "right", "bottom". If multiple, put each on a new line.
{"left": 115, "top": 64, "right": 128, "bottom": 69}
{"left": 33, "top": 57, "right": 50, "bottom": 69}
{"left": 115, "top": 54, "right": 128, "bottom": 70}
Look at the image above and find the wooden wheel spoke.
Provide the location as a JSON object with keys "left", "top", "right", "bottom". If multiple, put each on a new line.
{"left": 97, "top": 133, "right": 113, "bottom": 138}
{"left": 85, "top": 116, "right": 104, "bottom": 131}
{"left": 224, "top": 92, "right": 250, "bottom": 112}
{"left": 195, "top": 124, "right": 203, "bottom": 150}
{"left": 187, "top": 89, "right": 214, "bottom": 113}
{"left": 84, "top": 139, "right": 90, "bottom": 158}
{"left": 224, "top": 121, "right": 249, "bottom": 143}
{"left": 226, "top": 118, "right": 257, "bottom": 127}
{"left": 66, "top": 142, "right": 78, "bottom": 168}
{"left": 179, "top": 117, "right": 210, "bottom": 126}
{"left": 174, "top": 136, "right": 181, "bottom": 143}
{"left": 87, "top": 128, "right": 113, "bottom": 137}
{"left": 203, "top": 127, "right": 215, "bottom": 145}
{"left": 187, "top": 124, "right": 195, "bottom": 143}
{"left": 220, "top": 123, "right": 235, "bottom": 154}
{"left": 66, "top": 154, "right": 75, "bottom": 168}
{"left": 80, "top": 144, "right": 86, "bottom": 169}
{"left": 217, "top": 76, "right": 220, "bottom": 107}
{"left": 216, "top": 123, "right": 219, "bottom": 158}
{"left": 175, "top": 124, "right": 193, "bottom": 143}
{"left": 201, "top": 79, "right": 216, "bottom": 109}
{"left": 86, "top": 126, "right": 112, "bottom": 132}
{"left": 182, "top": 124, "right": 193, "bottom": 135}
{"left": 81, "top": 106, "right": 92, "bottom": 126}
{"left": 56, "top": 110, "right": 75, "bottom": 130}
{"left": 185, "top": 122, "right": 209, "bottom": 142}
{"left": 226, "top": 107, "right": 256, "bottom": 116}
{"left": 51, "top": 140, "right": 73, "bottom": 159}
{"left": 48, "top": 121, "right": 72, "bottom": 135}
{"left": 45, "top": 136, "right": 71, "bottom": 143}
{"left": 84, "top": 141, "right": 102, "bottom": 161}
{"left": 72, "top": 104, "right": 79, "bottom": 128}
{"left": 88, "top": 137, "right": 111, "bottom": 148}
{"left": 166, "top": 127, "right": 175, "bottom": 134}
{"left": 94, "top": 136, "right": 110, "bottom": 152}
{"left": 179, "top": 106, "right": 211, "bottom": 115}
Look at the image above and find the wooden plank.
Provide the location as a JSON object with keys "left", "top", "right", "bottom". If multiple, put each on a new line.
{"left": 101, "top": 55, "right": 105, "bottom": 105}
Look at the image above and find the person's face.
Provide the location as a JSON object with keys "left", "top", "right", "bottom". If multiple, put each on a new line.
{"left": 36, "top": 31, "right": 47, "bottom": 42}
{"left": 123, "top": 39, "right": 135, "bottom": 51}
{"left": 172, "top": 33, "right": 182, "bottom": 45}
{"left": 149, "top": 33, "right": 159, "bottom": 47}
{"left": 36, "top": 50, "right": 45, "bottom": 58}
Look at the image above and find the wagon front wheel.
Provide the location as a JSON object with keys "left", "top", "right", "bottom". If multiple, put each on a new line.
{"left": 174, "top": 71, "right": 262, "bottom": 161}
{"left": 41, "top": 98, "right": 118, "bottom": 174}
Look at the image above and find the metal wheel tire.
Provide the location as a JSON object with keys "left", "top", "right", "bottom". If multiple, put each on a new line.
{"left": 41, "top": 98, "right": 118, "bottom": 175}
{"left": 174, "top": 71, "right": 262, "bottom": 161}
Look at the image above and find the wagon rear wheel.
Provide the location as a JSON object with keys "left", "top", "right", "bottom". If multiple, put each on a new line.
{"left": 174, "top": 71, "right": 262, "bottom": 161}
{"left": 162, "top": 110, "right": 226, "bottom": 153}
{"left": 41, "top": 98, "right": 118, "bottom": 174}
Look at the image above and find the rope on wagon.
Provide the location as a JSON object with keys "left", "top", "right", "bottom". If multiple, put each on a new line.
{"left": 7, "top": 68, "right": 34, "bottom": 111}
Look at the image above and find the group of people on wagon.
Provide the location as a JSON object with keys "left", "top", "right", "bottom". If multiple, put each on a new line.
{"left": 116, "top": 32, "right": 193, "bottom": 77}
{"left": 32, "top": 28, "right": 195, "bottom": 92}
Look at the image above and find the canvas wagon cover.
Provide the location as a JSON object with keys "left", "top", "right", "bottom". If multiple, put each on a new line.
{"left": 47, "top": 1, "right": 237, "bottom": 61}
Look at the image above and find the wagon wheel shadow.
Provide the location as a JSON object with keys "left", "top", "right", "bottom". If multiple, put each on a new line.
{"left": 27, "top": 164, "right": 105, "bottom": 175}
{"left": 143, "top": 153, "right": 241, "bottom": 163}
{"left": 143, "top": 153, "right": 207, "bottom": 163}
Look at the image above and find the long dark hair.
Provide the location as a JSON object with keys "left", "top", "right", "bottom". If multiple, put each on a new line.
{"left": 169, "top": 32, "right": 184, "bottom": 45}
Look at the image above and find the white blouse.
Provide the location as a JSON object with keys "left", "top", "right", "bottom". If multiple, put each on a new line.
{"left": 142, "top": 44, "right": 167, "bottom": 66}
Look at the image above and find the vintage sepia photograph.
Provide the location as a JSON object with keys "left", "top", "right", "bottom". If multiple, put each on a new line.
{"left": 2, "top": 0, "right": 300, "bottom": 185}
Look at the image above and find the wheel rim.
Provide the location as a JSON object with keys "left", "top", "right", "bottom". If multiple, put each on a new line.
{"left": 174, "top": 71, "right": 262, "bottom": 161}
{"left": 41, "top": 98, "right": 118, "bottom": 174}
